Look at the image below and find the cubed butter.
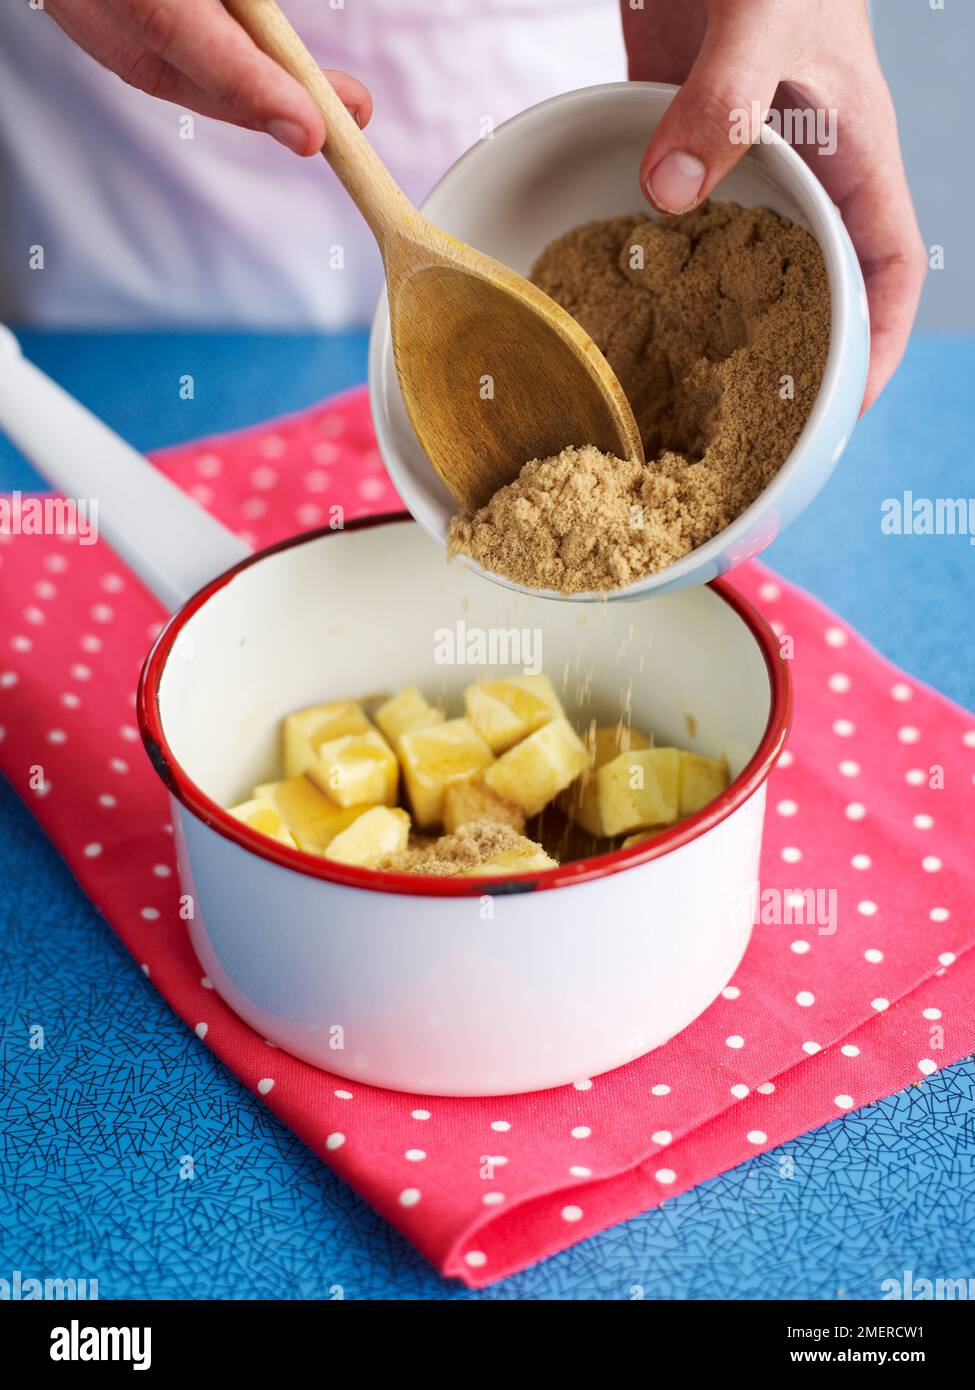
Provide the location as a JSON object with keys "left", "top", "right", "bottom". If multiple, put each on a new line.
{"left": 459, "top": 841, "right": 558, "bottom": 877}
{"left": 283, "top": 699, "right": 373, "bottom": 777}
{"left": 442, "top": 776, "right": 526, "bottom": 835}
{"left": 596, "top": 747, "right": 680, "bottom": 836}
{"left": 398, "top": 718, "right": 494, "bottom": 828}
{"left": 308, "top": 728, "right": 399, "bottom": 808}
{"left": 375, "top": 686, "right": 444, "bottom": 749}
{"left": 679, "top": 751, "right": 729, "bottom": 816}
{"left": 621, "top": 827, "right": 667, "bottom": 849}
{"left": 464, "top": 674, "right": 564, "bottom": 754}
{"left": 484, "top": 715, "right": 588, "bottom": 817}
{"left": 227, "top": 797, "right": 296, "bottom": 847}
{"left": 324, "top": 806, "right": 411, "bottom": 868}
{"left": 559, "top": 723, "right": 652, "bottom": 836}
{"left": 253, "top": 775, "right": 366, "bottom": 853}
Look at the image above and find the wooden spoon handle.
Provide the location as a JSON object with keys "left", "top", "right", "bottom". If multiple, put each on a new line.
{"left": 223, "top": 0, "right": 416, "bottom": 247}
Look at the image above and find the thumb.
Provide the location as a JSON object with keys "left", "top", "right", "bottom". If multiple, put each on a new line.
{"left": 641, "top": 3, "right": 797, "bottom": 215}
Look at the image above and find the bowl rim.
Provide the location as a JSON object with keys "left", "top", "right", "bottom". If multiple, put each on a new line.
{"left": 138, "top": 513, "right": 792, "bottom": 898}
{"left": 368, "top": 79, "right": 868, "bottom": 601}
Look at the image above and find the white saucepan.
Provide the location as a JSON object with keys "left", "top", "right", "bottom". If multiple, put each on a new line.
{"left": 0, "top": 328, "right": 789, "bottom": 1097}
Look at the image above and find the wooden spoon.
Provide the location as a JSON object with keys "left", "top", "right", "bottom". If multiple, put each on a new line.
{"left": 224, "top": 0, "right": 644, "bottom": 510}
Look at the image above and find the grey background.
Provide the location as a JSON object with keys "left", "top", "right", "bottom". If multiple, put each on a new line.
{"left": 873, "top": 0, "right": 972, "bottom": 330}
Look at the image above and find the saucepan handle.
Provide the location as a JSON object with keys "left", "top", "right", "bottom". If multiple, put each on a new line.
{"left": 0, "top": 325, "right": 250, "bottom": 612}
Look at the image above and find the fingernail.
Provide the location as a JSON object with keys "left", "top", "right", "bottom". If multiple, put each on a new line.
{"left": 268, "top": 118, "right": 308, "bottom": 154}
{"left": 646, "top": 150, "right": 706, "bottom": 214}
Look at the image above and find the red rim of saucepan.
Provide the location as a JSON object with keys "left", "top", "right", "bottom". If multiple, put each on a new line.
{"left": 138, "top": 513, "right": 792, "bottom": 898}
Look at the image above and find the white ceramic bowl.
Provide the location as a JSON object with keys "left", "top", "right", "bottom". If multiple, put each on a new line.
{"left": 370, "top": 82, "right": 870, "bottom": 601}
{"left": 139, "top": 516, "right": 790, "bottom": 1095}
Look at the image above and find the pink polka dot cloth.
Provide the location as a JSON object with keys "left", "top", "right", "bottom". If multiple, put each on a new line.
{"left": 2, "top": 386, "right": 974, "bottom": 1288}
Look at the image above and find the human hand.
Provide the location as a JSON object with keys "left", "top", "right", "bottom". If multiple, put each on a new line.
{"left": 623, "top": 0, "right": 926, "bottom": 412}
{"left": 47, "top": 0, "right": 372, "bottom": 155}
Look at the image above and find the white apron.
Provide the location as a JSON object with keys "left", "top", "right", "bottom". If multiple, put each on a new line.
{"left": 0, "top": 0, "right": 623, "bottom": 326}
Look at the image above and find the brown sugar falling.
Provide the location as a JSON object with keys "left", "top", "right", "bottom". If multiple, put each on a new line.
{"left": 447, "top": 202, "right": 830, "bottom": 593}
{"left": 380, "top": 819, "right": 540, "bottom": 876}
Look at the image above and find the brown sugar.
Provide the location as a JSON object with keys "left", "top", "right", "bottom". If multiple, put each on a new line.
{"left": 447, "top": 202, "right": 830, "bottom": 594}
{"left": 380, "top": 819, "right": 545, "bottom": 876}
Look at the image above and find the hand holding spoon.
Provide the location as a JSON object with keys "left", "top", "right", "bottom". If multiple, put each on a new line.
{"left": 224, "top": 0, "right": 644, "bottom": 510}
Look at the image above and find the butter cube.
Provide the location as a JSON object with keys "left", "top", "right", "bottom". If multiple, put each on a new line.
{"left": 597, "top": 747, "right": 680, "bottom": 836}
{"left": 621, "top": 827, "right": 667, "bottom": 849}
{"left": 253, "top": 775, "right": 366, "bottom": 853}
{"left": 460, "top": 839, "right": 558, "bottom": 877}
{"left": 398, "top": 718, "right": 494, "bottom": 828}
{"left": 324, "top": 806, "right": 411, "bottom": 868}
{"left": 442, "top": 776, "right": 526, "bottom": 835}
{"left": 283, "top": 699, "right": 373, "bottom": 776}
{"left": 375, "top": 686, "right": 444, "bottom": 749}
{"left": 484, "top": 715, "right": 588, "bottom": 816}
{"left": 559, "top": 723, "right": 652, "bottom": 836}
{"left": 679, "top": 751, "right": 729, "bottom": 816}
{"left": 308, "top": 729, "right": 399, "bottom": 808}
{"left": 464, "top": 674, "right": 563, "bottom": 754}
{"left": 227, "top": 797, "right": 296, "bottom": 847}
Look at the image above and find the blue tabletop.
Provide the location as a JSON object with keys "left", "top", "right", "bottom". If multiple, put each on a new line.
{"left": 1, "top": 329, "right": 973, "bottom": 1300}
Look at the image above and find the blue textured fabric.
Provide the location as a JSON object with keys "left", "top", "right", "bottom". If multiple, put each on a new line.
{"left": 1, "top": 330, "right": 973, "bottom": 1299}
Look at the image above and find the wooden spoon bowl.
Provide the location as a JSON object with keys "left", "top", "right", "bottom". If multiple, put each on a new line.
{"left": 226, "top": 0, "right": 644, "bottom": 510}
